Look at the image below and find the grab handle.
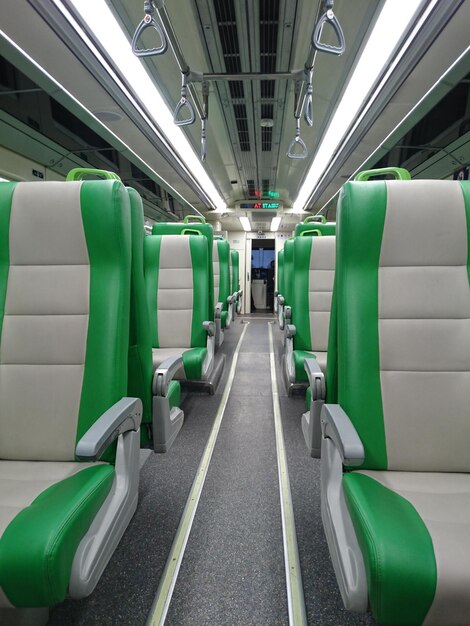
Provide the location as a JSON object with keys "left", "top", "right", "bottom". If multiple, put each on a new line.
{"left": 174, "top": 73, "right": 196, "bottom": 126}
{"left": 304, "top": 215, "right": 326, "bottom": 224}
{"left": 300, "top": 228, "right": 323, "bottom": 237}
{"left": 287, "top": 118, "right": 308, "bottom": 160}
{"left": 132, "top": 1, "right": 168, "bottom": 57}
{"left": 354, "top": 167, "right": 411, "bottom": 182}
{"left": 183, "top": 215, "right": 206, "bottom": 224}
{"left": 66, "top": 168, "right": 120, "bottom": 181}
{"left": 181, "top": 228, "right": 202, "bottom": 236}
{"left": 312, "top": 1, "right": 345, "bottom": 56}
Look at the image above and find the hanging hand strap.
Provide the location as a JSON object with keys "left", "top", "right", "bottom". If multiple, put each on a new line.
{"left": 201, "top": 118, "right": 207, "bottom": 161}
{"left": 304, "top": 72, "right": 314, "bottom": 127}
{"left": 287, "top": 118, "right": 308, "bottom": 159}
{"left": 312, "top": 0, "right": 345, "bottom": 56}
{"left": 132, "top": 1, "right": 168, "bottom": 57}
{"left": 174, "top": 73, "right": 196, "bottom": 126}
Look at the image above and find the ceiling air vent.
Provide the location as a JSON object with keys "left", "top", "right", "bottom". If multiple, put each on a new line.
{"left": 259, "top": 0, "right": 279, "bottom": 148}
{"left": 247, "top": 179, "right": 256, "bottom": 196}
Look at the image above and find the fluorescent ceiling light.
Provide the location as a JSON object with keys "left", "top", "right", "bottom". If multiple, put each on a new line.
{"left": 270, "top": 216, "right": 282, "bottom": 232}
{"left": 239, "top": 216, "right": 251, "bottom": 232}
{"left": 0, "top": 177, "right": 10, "bottom": 182}
{"left": 293, "top": 0, "right": 425, "bottom": 211}
{"left": 55, "top": 0, "right": 226, "bottom": 211}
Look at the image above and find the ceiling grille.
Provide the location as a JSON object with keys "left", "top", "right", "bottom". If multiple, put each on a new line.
{"left": 259, "top": 0, "right": 279, "bottom": 150}
{"left": 262, "top": 179, "right": 270, "bottom": 193}
{"left": 247, "top": 179, "right": 256, "bottom": 196}
{"left": 261, "top": 127, "right": 272, "bottom": 151}
{"left": 214, "top": 0, "right": 250, "bottom": 151}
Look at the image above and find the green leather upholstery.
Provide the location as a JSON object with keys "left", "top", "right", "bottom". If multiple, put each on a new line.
{"left": 283, "top": 238, "right": 294, "bottom": 309}
{"left": 277, "top": 249, "right": 284, "bottom": 296}
{"left": 287, "top": 233, "right": 335, "bottom": 383}
{"left": 152, "top": 221, "right": 214, "bottom": 320}
{"left": 230, "top": 249, "right": 239, "bottom": 296}
{"left": 0, "top": 180, "right": 133, "bottom": 607}
{"left": 144, "top": 233, "right": 211, "bottom": 380}
{"left": 325, "top": 179, "right": 470, "bottom": 625}
{"left": 127, "top": 188, "right": 155, "bottom": 444}
{"left": 213, "top": 238, "right": 232, "bottom": 329}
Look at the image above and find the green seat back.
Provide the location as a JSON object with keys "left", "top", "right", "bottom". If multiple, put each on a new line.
{"left": 292, "top": 234, "right": 335, "bottom": 352}
{"left": 127, "top": 188, "right": 153, "bottom": 433}
{"left": 0, "top": 180, "right": 131, "bottom": 463}
{"left": 231, "top": 249, "right": 239, "bottom": 294}
{"left": 152, "top": 222, "right": 214, "bottom": 319}
{"left": 144, "top": 234, "right": 209, "bottom": 350}
{"left": 334, "top": 179, "right": 470, "bottom": 472}
{"left": 213, "top": 238, "right": 231, "bottom": 312}
{"left": 283, "top": 238, "right": 294, "bottom": 308}
{"left": 277, "top": 249, "right": 284, "bottom": 295}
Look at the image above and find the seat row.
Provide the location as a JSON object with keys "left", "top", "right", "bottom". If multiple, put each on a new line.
{"left": 0, "top": 168, "right": 241, "bottom": 619}
{"left": 278, "top": 167, "right": 470, "bottom": 625}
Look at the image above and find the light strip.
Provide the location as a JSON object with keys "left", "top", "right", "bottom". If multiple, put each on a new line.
{"left": 55, "top": 0, "right": 226, "bottom": 210}
{"left": 239, "top": 216, "right": 252, "bottom": 231}
{"left": 0, "top": 28, "right": 201, "bottom": 214}
{"left": 270, "top": 216, "right": 282, "bottom": 231}
{"left": 293, "top": 0, "right": 426, "bottom": 211}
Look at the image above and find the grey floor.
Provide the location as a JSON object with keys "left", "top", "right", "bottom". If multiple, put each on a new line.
{"left": 49, "top": 319, "right": 376, "bottom": 626}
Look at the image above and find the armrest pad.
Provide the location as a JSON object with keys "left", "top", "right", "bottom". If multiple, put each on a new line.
{"left": 321, "top": 404, "right": 364, "bottom": 466}
{"left": 214, "top": 302, "right": 223, "bottom": 318}
{"left": 152, "top": 355, "right": 183, "bottom": 396}
{"left": 203, "top": 320, "right": 215, "bottom": 337}
{"left": 286, "top": 324, "right": 296, "bottom": 339}
{"left": 76, "top": 397, "right": 142, "bottom": 461}
{"left": 304, "top": 358, "right": 325, "bottom": 400}
{"left": 278, "top": 295, "right": 285, "bottom": 305}
{"left": 284, "top": 305, "right": 291, "bottom": 321}
{"left": 227, "top": 294, "right": 236, "bottom": 304}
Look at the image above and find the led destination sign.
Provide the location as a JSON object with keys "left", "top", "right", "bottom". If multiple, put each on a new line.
{"left": 239, "top": 202, "right": 281, "bottom": 209}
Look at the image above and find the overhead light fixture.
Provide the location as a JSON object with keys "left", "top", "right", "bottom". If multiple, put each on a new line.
{"left": 54, "top": 0, "right": 226, "bottom": 211}
{"left": 293, "top": 0, "right": 427, "bottom": 211}
{"left": 260, "top": 118, "right": 274, "bottom": 128}
{"left": 239, "top": 216, "right": 251, "bottom": 232}
{"left": 270, "top": 216, "right": 282, "bottom": 231}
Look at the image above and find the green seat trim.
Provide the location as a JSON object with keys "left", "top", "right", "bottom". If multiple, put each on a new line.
{"left": 277, "top": 249, "right": 284, "bottom": 295}
{"left": 182, "top": 347, "right": 207, "bottom": 380}
{"left": 77, "top": 181, "right": 132, "bottom": 463}
{"left": 325, "top": 275, "right": 338, "bottom": 404}
{"left": 292, "top": 237, "right": 313, "bottom": 352}
{"left": 343, "top": 473, "right": 436, "bottom": 625}
{"left": 337, "top": 182, "right": 388, "bottom": 469}
{"left": 127, "top": 188, "right": 153, "bottom": 438}
{"left": 168, "top": 380, "right": 181, "bottom": 409}
{"left": 293, "top": 350, "right": 316, "bottom": 382}
{"left": 152, "top": 222, "right": 214, "bottom": 319}
{"left": 294, "top": 222, "right": 336, "bottom": 237}
{"left": 143, "top": 235, "right": 161, "bottom": 347}
{"left": 231, "top": 250, "right": 239, "bottom": 296}
{"left": 221, "top": 310, "right": 228, "bottom": 329}
{"left": 0, "top": 465, "right": 114, "bottom": 607}
{"left": 215, "top": 239, "right": 231, "bottom": 317}
{"left": 189, "top": 236, "right": 209, "bottom": 347}
{"left": 283, "top": 239, "right": 294, "bottom": 307}
{"left": 0, "top": 183, "right": 14, "bottom": 347}
{"left": 305, "top": 386, "right": 312, "bottom": 411}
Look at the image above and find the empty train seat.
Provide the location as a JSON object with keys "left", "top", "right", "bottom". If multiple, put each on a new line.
{"left": 213, "top": 237, "right": 234, "bottom": 346}
{"left": 321, "top": 179, "right": 470, "bottom": 625}
{"left": 284, "top": 230, "right": 335, "bottom": 390}
{"left": 0, "top": 180, "right": 142, "bottom": 615}
{"left": 231, "top": 249, "right": 242, "bottom": 315}
{"left": 127, "top": 188, "right": 183, "bottom": 452}
{"left": 280, "top": 238, "right": 294, "bottom": 331}
{"left": 144, "top": 232, "right": 216, "bottom": 387}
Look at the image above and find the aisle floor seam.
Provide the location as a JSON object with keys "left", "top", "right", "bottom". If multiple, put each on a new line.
{"left": 268, "top": 322, "right": 308, "bottom": 626}
{"left": 146, "top": 323, "right": 249, "bottom": 626}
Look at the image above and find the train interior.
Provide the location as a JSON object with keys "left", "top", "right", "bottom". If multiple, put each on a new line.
{"left": 0, "top": 1, "right": 470, "bottom": 625}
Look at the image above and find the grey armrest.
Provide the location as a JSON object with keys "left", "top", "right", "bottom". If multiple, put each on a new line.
{"left": 76, "top": 397, "right": 142, "bottom": 461}
{"left": 321, "top": 404, "right": 364, "bottom": 466}
{"left": 278, "top": 295, "right": 285, "bottom": 306}
{"left": 284, "top": 305, "right": 291, "bottom": 320}
{"left": 238, "top": 289, "right": 243, "bottom": 297}
{"left": 304, "top": 358, "right": 326, "bottom": 400}
{"left": 286, "top": 324, "right": 296, "bottom": 339}
{"left": 227, "top": 294, "right": 236, "bottom": 305}
{"left": 203, "top": 320, "right": 215, "bottom": 337}
{"left": 214, "top": 302, "right": 223, "bottom": 318}
{"left": 152, "top": 355, "right": 183, "bottom": 396}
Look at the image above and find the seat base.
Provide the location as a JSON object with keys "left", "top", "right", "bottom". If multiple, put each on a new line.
{"left": 181, "top": 354, "right": 225, "bottom": 396}
{"left": 0, "top": 608, "right": 49, "bottom": 626}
